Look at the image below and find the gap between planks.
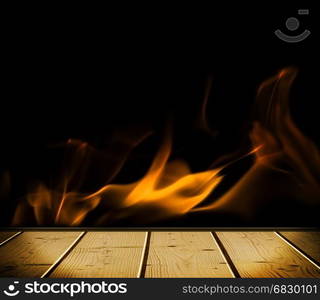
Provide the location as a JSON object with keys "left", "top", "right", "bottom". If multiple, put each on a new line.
{"left": 215, "top": 231, "right": 320, "bottom": 278}
{"left": 144, "top": 232, "right": 234, "bottom": 278}
{"left": 48, "top": 232, "right": 148, "bottom": 278}
{"left": 41, "top": 231, "right": 87, "bottom": 277}
{"left": 274, "top": 232, "right": 320, "bottom": 271}
{"left": 0, "top": 231, "right": 85, "bottom": 277}
{"left": 277, "top": 231, "right": 320, "bottom": 265}
{"left": 137, "top": 231, "right": 151, "bottom": 278}
{"left": 1, "top": 231, "right": 320, "bottom": 278}
{"left": 211, "top": 232, "right": 239, "bottom": 278}
{"left": 0, "top": 231, "right": 23, "bottom": 246}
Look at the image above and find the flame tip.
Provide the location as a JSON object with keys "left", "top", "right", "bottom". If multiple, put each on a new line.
{"left": 13, "top": 65, "right": 319, "bottom": 226}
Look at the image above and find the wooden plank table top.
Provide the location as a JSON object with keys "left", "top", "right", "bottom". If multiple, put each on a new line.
{"left": 0, "top": 230, "right": 319, "bottom": 278}
{"left": 145, "top": 232, "right": 233, "bottom": 278}
{"left": 216, "top": 232, "right": 320, "bottom": 278}
{"left": 278, "top": 231, "right": 320, "bottom": 264}
{"left": 0, "top": 231, "right": 83, "bottom": 277}
{"left": 0, "top": 231, "right": 20, "bottom": 245}
{"left": 49, "top": 232, "right": 147, "bottom": 278}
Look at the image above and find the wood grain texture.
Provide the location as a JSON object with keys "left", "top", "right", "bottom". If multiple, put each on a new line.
{"left": 145, "top": 232, "right": 233, "bottom": 278}
{"left": 50, "top": 232, "right": 147, "bottom": 278}
{"left": 0, "top": 231, "right": 19, "bottom": 244}
{"left": 279, "top": 232, "right": 320, "bottom": 264}
{"left": 216, "top": 232, "right": 320, "bottom": 278}
{"left": 0, "top": 231, "right": 83, "bottom": 277}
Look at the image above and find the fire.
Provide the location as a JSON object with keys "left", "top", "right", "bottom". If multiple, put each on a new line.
{"left": 252, "top": 68, "right": 320, "bottom": 196}
{"left": 12, "top": 130, "right": 224, "bottom": 226}
{"left": 11, "top": 67, "right": 320, "bottom": 226}
{"left": 85, "top": 132, "right": 223, "bottom": 219}
{"left": 193, "top": 67, "right": 320, "bottom": 217}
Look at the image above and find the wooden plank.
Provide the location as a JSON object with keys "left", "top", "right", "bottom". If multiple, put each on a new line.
{"left": 278, "top": 232, "right": 320, "bottom": 264}
{"left": 145, "top": 232, "right": 233, "bottom": 278}
{"left": 0, "top": 231, "right": 83, "bottom": 277}
{"left": 0, "top": 231, "right": 20, "bottom": 244}
{"left": 216, "top": 232, "right": 320, "bottom": 278}
{"left": 50, "top": 232, "right": 147, "bottom": 278}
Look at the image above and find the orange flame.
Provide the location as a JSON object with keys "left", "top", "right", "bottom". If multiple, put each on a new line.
{"left": 83, "top": 131, "right": 224, "bottom": 223}
{"left": 252, "top": 68, "right": 320, "bottom": 196}
{"left": 12, "top": 133, "right": 224, "bottom": 225}
{"left": 193, "top": 67, "right": 320, "bottom": 217}
{"left": 11, "top": 67, "right": 320, "bottom": 226}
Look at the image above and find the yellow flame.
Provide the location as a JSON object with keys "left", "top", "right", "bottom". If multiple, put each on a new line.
{"left": 12, "top": 67, "right": 320, "bottom": 226}
{"left": 85, "top": 132, "right": 223, "bottom": 220}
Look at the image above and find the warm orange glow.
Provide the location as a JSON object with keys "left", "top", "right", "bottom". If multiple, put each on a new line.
{"left": 194, "top": 67, "right": 320, "bottom": 216}
{"left": 11, "top": 67, "right": 320, "bottom": 226}
{"left": 83, "top": 132, "right": 224, "bottom": 221}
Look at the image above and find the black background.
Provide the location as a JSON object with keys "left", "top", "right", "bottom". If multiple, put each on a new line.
{"left": 1, "top": 5, "right": 318, "bottom": 226}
